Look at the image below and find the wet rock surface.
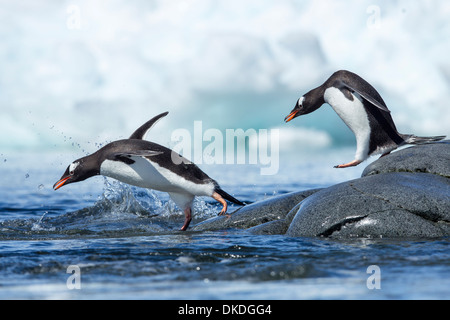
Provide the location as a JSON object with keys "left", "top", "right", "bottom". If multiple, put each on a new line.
{"left": 285, "top": 172, "right": 450, "bottom": 238}
{"left": 192, "top": 142, "right": 450, "bottom": 238}
{"left": 362, "top": 141, "right": 450, "bottom": 178}
{"left": 192, "top": 189, "right": 321, "bottom": 232}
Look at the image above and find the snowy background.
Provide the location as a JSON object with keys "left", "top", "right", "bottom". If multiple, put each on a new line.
{"left": 1, "top": 0, "right": 449, "bottom": 154}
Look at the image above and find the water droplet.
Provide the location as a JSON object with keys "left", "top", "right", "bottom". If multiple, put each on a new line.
{"left": 38, "top": 184, "right": 45, "bottom": 190}
{"left": 25, "top": 173, "right": 30, "bottom": 179}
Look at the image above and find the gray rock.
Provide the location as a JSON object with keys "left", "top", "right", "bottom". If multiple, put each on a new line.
{"left": 191, "top": 142, "right": 450, "bottom": 238}
{"left": 246, "top": 201, "right": 304, "bottom": 235}
{"left": 286, "top": 173, "right": 450, "bottom": 238}
{"left": 192, "top": 189, "right": 322, "bottom": 232}
{"left": 362, "top": 141, "right": 450, "bottom": 178}
{"left": 247, "top": 219, "right": 290, "bottom": 235}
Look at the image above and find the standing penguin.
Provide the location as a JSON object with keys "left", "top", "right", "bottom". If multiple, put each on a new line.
{"left": 284, "top": 70, "right": 445, "bottom": 168}
{"left": 53, "top": 112, "right": 245, "bottom": 231}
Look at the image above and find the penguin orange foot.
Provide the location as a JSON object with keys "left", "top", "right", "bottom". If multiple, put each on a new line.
{"left": 180, "top": 207, "right": 192, "bottom": 231}
{"left": 333, "top": 160, "right": 362, "bottom": 169}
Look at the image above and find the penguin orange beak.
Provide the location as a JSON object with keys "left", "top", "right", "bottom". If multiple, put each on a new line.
{"left": 284, "top": 110, "right": 299, "bottom": 123}
{"left": 53, "top": 176, "right": 71, "bottom": 190}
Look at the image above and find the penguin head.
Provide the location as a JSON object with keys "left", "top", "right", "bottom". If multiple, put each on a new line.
{"left": 284, "top": 88, "right": 325, "bottom": 123}
{"left": 53, "top": 156, "right": 100, "bottom": 190}
{"left": 284, "top": 96, "right": 305, "bottom": 122}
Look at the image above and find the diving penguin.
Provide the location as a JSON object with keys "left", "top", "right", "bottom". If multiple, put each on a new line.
{"left": 53, "top": 111, "right": 245, "bottom": 231}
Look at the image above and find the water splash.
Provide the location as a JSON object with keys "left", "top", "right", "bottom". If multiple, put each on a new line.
{"left": 0, "top": 177, "right": 222, "bottom": 240}
{"left": 31, "top": 211, "right": 56, "bottom": 232}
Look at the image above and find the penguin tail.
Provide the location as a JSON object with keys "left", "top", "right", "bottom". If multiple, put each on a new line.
{"left": 402, "top": 134, "right": 446, "bottom": 145}
{"left": 214, "top": 187, "right": 246, "bottom": 206}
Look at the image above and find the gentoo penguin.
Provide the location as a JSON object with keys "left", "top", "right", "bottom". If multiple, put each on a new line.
{"left": 284, "top": 70, "right": 446, "bottom": 168}
{"left": 53, "top": 111, "right": 245, "bottom": 231}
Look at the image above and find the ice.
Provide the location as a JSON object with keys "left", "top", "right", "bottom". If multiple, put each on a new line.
{"left": 0, "top": 0, "right": 448, "bottom": 152}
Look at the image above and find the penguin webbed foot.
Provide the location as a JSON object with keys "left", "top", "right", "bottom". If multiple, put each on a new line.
{"left": 212, "top": 192, "right": 230, "bottom": 217}
{"left": 180, "top": 207, "right": 192, "bottom": 231}
{"left": 217, "top": 208, "right": 231, "bottom": 218}
{"left": 334, "top": 160, "right": 362, "bottom": 168}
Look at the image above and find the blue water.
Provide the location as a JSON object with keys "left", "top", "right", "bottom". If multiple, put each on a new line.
{"left": 0, "top": 151, "right": 448, "bottom": 300}
{"left": 1, "top": 1, "right": 449, "bottom": 300}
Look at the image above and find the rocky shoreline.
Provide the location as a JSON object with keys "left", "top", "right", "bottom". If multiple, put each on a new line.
{"left": 192, "top": 141, "right": 450, "bottom": 239}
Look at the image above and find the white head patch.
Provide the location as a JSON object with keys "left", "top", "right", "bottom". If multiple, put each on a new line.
{"left": 297, "top": 96, "right": 305, "bottom": 106}
{"left": 69, "top": 162, "right": 79, "bottom": 174}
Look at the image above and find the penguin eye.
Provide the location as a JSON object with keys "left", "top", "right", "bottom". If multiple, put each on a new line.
{"left": 69, "top": 162, "right": 79, "bottom": 176}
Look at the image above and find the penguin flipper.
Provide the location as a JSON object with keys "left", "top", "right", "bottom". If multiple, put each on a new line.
{"left": 342, "top": 83, "right": 391, "bottom": 113}
{"left": 113, "top": 151, "right": 163, "bottom": 164}
{"left": 129, "top": 111, "right": 169, "bottom": 140}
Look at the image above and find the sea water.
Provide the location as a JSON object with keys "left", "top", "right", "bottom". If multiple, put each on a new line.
{"left": 0, "top": 150, "right": 448, "bottom": 300}
{"left": 1, "top": 0, "right": 450, "bottom": 300}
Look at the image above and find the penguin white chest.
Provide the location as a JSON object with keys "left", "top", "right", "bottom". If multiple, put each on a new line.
{"left": 324, "top": 87, "right": 371, "bottom": 160}
{"left": 99, "top": 157, "right": 214, "bottom": 196}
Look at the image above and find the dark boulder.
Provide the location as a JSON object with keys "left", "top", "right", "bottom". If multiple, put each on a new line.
{"left": 285, "top": 173, "right": 450, "bottom": 238}
{"left": 362, "top": 141, "right": 450, "bottom": 178}
{"left": 192, "top": 189, "right": 321, "bottom": 232}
